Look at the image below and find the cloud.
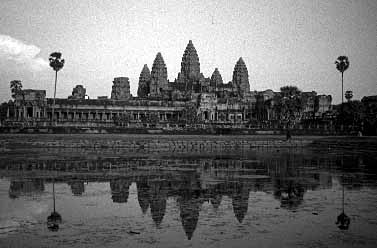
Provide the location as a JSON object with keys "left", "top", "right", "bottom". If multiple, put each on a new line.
{"left": 0, "top": 34, "right": 49, "bottom": 71}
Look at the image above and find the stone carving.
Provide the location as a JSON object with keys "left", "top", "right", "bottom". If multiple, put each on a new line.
{"left": 232, "top": 57, "right": 250, "bottom": 96}
{"left": 150, "top": 53, "right": 168, "bottom": 97}
{"left": 137, "top": 64, "right": 151, "bottom": 98}
{"left": 111, "top": 77, "right": 131, "bottom": 100}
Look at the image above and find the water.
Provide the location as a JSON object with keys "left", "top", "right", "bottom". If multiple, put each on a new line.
{"left": 0, "top": 141, "right": 376, "bottom": 247}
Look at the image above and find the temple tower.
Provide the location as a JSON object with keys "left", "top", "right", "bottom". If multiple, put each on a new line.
{"left": 137, "top": 64, "right": 151, "bottom": 98}
{"left": 210, "top": 68, "right": 223, "bottom": 89}
{"left": 150, "top": 53, "right": 168, "bottom": 97}
{"left": 69, "top": 85, "right": 86, "bottom": 99}
{"left": 111, "top": 77, "right": 131, "bottom": 100}
{"left": 181, "top": 40, "right": 201, "bottom": 82}
{"left": 232, "top": 57, "right": 250, "bottom": 96}
{"left": 176, "top": 40, "right": 203, "bottom": 92}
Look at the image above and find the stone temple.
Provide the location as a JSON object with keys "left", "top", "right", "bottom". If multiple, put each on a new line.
{"left": 3, "top": 40, "right": 333, "bottom": 131}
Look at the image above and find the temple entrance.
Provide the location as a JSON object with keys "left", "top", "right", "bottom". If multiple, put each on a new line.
{"left": 27, "top": 107, "right": 33, "bottom": 118}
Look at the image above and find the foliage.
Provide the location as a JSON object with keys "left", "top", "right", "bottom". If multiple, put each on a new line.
{"left": 345, "top": 90, "right": 353, "bottom": 102}
{"left": 361, "top": 96, "right": 377, "bottom": 135}
{"left": 49, "top": 52, "right": 65, "bottom": 72}
{"left": 335, "top": 56, "right": 350, "bottom": 73}
{"left": 333, "top": 98, "right": 377, "bottom": 135}
{"left": 337, "top": 100, "right": 364, "bottom": 127}
{"left": 10, "top": 80, "right": 23, "bottom": 99}
{"left": 276, "top": 86, "right": 303, "bottom": 126}
{"left": 280, "top": 86, "right": 301, "bottom": 98}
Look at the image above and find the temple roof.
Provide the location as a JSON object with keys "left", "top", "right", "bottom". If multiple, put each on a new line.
{"left": 180, "top": 40, "right": 200, "bottom": 80}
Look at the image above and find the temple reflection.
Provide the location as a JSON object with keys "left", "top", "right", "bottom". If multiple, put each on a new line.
{"left": 231, "top": 182, "right": 249, "bottom": 223}
{"left": 136, "top": 179, "right": 150, "bottom": 214}
{"left": 149, "top": 179, "right": 168, "bottom": 227}
{"left": 2, "top": 149, "right": 376, "bottom": 239}
{"left": 68, "top": 180, "right": 85, "bottom": 196}
{"left": 9, "top": 179, "right": 44, "bottom": 199}
{"left": 110, "top": 178, "right": 132, "bottom": 203}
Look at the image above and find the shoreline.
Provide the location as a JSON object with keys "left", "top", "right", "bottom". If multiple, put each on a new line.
{"left": 0, "top": 133, "right": 376, "bottom": 151}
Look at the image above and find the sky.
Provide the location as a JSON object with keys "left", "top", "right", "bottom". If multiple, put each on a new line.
{"left": 0, "top": 0, "right": 376, "bottom": 103}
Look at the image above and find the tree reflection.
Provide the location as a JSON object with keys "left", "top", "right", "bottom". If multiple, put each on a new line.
{"left": 110, "top": 178, "right": 132, "bottom": 203}
{"left": 274, "top": 179, "right": 305, "bottom": 209}
{"left": 272, "top": 154, "right": 306, "bottom": 209}
{"left": 336, "top": 157, "right": 351, "bottom": 230}
{"left": 47, "top": 179, "right": 62, "bottom": 231}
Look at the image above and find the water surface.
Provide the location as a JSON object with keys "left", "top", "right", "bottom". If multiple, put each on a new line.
{"left": 0, "top": 142, "right": 376, "bottom": 247}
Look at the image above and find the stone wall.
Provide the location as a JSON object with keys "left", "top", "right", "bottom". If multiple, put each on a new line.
{"left": 0, "top": 134, "right": 317, "bottom": 153}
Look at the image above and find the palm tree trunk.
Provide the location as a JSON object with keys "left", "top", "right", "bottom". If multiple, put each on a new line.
{"left": 341, "top": 72, "right": 344, "bottom": 132}
{"left": 341, "top": 72, "right": 344, "bottom": 106}
{"left": 52, "top": 70, "right": 57, "bottom": 123}
{"left": 53, "top": 180, "right": 56, "bottom": 212}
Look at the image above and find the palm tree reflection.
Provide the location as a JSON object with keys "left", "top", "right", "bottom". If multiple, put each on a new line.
{"left": 47, "top": 179, "right": 62, "bottom": 231}
{"left": 336, "top": 157, "right": 350, "bottom": 230}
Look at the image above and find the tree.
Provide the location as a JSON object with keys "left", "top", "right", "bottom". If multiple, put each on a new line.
{"left": 49, "top": 52, "right": 65, "bottom": 121}
{"left": 337, "top": 100, "right": 364, "bottom": 131}
{"left": 276, "top": 86, "right": 303, "bottom": 128}
{"left": 345, "top": 90, "right": 353, "bottom": 102}
{"left": 10, "top": 80, "right": 23, "bottom": 100}
{"left": 335, "top": 56, "right": 350, "bottom": 106}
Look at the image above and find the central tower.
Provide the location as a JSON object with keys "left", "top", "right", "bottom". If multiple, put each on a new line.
{"left": 176, "top": 40, "right": 203, "bottom": 92}
{"left": 181, "top": 40, "right": 200, "bottom": 81}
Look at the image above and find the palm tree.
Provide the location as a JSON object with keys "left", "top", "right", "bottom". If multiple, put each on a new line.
{"left": 345, "top": 90, "right": 353, "bottom": 102}
{"left": 49, "top": 52, "right": 65, "bottom": 122}
{"left": 335, "top": 56, "right": 350, "bottom": 123}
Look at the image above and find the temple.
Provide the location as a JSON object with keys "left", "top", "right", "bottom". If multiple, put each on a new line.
{"left": 2, "top": 40, "right": 334, "bottom": 132}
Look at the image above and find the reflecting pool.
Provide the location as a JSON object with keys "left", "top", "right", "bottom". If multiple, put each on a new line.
{"left": 0, "top": 144, "right": 376, "bottom": 247}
